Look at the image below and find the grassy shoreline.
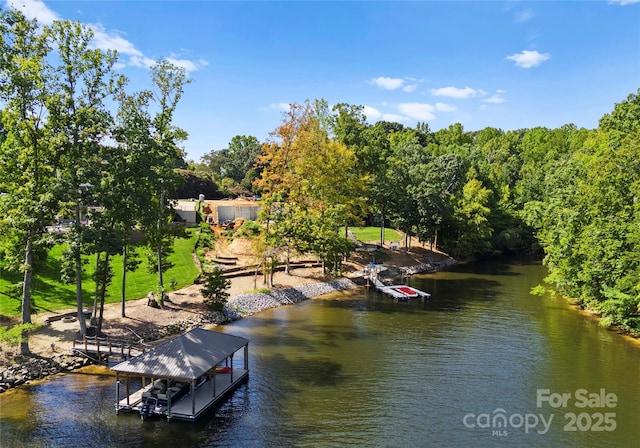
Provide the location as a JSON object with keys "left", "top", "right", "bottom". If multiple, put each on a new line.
{"left": 0, "top": 228, "right": 199, "bottom": 318}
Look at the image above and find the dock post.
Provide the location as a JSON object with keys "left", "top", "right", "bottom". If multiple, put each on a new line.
{"left": 167, "top": 392, "right": 172, "bottom": 421}
{"left": 115, "top": 380, "right": 120, "bottom": 415}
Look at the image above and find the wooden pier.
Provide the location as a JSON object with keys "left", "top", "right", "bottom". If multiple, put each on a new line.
{"left": 72, "top": 334, "right": 147, "bottom": 362}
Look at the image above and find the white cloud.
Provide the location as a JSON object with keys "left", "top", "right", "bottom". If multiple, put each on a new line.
{"left": 370, "top": 76, "right": 405, "bottom": 90}
{"left": 435, "top": 102, "right": 457, "bottom": 112}
{"left": 397, "top": 103, "right": 436, "bottom": 121}
{"left": 88, "top": 24, "right": 204, "bottom": 72}
{"left": 89, "top": 24, "right": 142, "bottom": 57}
{"left": 7, "top": 0, "right": 59, "bottom": 24}
{"left": 129, "top": 55, "right": 157, "bottom": 69}
{"left": 403, "top": 84, "right": 417, "bottom": 93}
{"left": 4, "top": 4, "right": 203, "bottom": 72}
{"left": 381, "top": 113, "right": 407, "bottom": 123}
{"left": 363, "top": 105, "right": 382, "bottom": 121}
{"left": 430, "top": 86, "right": 479, "bottom": 99}
{"left": 506, "top": 50, "right": 551, "bottom": 68}
{"left": 483, "top": 95, "right": 506, "bottom": 104}
{"left": 515, "top": 9, "right": 535, "bottom": 22}
{"left": 166, "top": 57, "right": 199, "bottom": 73}
{"left": 609, "top": 0, "right": 640, "bottom": 5}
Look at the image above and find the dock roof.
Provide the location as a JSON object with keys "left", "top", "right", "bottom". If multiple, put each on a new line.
{"left": 111, "top": 328, "right": 249, "bottom": 381}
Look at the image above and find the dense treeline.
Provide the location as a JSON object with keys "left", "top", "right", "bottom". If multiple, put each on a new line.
{"left": 232, "top": 93, "right": 639, "bottom": 333}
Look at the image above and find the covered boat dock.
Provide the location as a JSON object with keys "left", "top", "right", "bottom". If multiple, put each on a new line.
{"left": 112, "top": 327, "right": 249, "bottom": 421}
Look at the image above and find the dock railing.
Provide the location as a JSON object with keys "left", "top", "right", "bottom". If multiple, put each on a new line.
{"left": 73, "top": 334, "right": 147, "bottom": 360}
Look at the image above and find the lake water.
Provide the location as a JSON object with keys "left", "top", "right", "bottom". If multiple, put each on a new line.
{"left": 1, "top": 257, "right": 639, "bottom": 447}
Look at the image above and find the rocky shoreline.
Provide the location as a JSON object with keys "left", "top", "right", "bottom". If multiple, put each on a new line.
{"left": 0, "top": 353, "right": 94, "bottom": 393}
{"left": 0, "top": 278, "right": 360, "bottom": 393}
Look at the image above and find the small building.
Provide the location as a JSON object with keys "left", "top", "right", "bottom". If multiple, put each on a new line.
{"left": 203, "top": 199, "right": 261, "bottom": 225}
{"left": 112, "top": 328, "right": 250, "bottom": 421}
{"left": 174, "top": 200, "right": 198, "bottom": 224}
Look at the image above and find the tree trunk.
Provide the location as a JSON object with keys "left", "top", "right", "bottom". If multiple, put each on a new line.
{"left": 157, "top": 189, "right": 164, "bottom": 305}
{"left": 269, "top": 257, "right": 275, "bottom": 287}
{"left": 344, "top": 224, "right": 349, "bottom": 262}
{"left": 91, "top": 252, "right": 101, "bottom": 325}
{"left": 97, "top": 252, "right": 110, "bottom": 333}
{"left": 380, "top": 206, "right": 385, "bottom": 247}
{"left": 121, "top": 245, "right": 127, "bottom": 318}
{"left": 75, "top": 202, "right": 87, "bottom": 335}
{"left": 254, "top": 265, "right": 259, "bottom": 290}
{"left": 20, "top": 231, "right": 34, "bottom": 355}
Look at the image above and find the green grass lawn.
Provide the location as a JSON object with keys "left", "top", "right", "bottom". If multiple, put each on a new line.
{"left": 349, "top": 226, "right": 402, "bottom": 243}
{"left": 0, "top": 227, "right": 200, "bottom": 318}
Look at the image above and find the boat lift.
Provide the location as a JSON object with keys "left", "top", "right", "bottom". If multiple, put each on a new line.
{"left": 364, "top": 263, "right": 431, "bottom": 301}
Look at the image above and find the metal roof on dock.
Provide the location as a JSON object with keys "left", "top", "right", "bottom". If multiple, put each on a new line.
{"left": 111, "top": 328, "right": 249, "bottom": 381}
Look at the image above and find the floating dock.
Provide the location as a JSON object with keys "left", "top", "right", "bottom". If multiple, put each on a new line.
{"left": 365, "top": 264, "right": 431, "bottom": 301}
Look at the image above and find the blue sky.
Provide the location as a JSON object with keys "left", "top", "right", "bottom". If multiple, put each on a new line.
{"left": 7, "top": 0, "right": 640, "bottom": 161}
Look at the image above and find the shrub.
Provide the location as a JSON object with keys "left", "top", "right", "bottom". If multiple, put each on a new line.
{"left": 236, "top": 220, "right": 262, "bottom": 237}
{"left": 201, "top": 268, "right": 231, "bottom": 311}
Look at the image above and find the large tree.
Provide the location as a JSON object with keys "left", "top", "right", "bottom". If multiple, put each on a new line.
{"left": 220, "top": 135, "right": 262, "bottom": 194}
{"left": 0, "top": 9, "right": 54, "bottom": 353}
{"left": 256, "top": 100, "right": 367, "bottom": 273}
{"left": 47, "top": 19, "right": 124, "bottom": 335}
{"left": 139, "top": 61, "right": 190, "bottom": 302}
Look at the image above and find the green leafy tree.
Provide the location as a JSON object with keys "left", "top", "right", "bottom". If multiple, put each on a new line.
{"left": 0, "top": 9, "right": 55, "bottom": 354}
{"left": 138, "top": 61, "right": 190, "bottom": 298}
{"left": 257, "top": 100, "right": 365, "bottom": 273}
{"left": 526, "top": 92, "right": 640, "bottom": 331}
{"left": 47, "top": 19, "right": 124, "bottom": 335}
{"left": 201, "top": 267, "right": 230, "bottom": 311}
{"left": 111, "top": 90, "right": 155, "bottom": 318}
{"left": 222, "top": 135, "right": 263, "bottom": 193}
{"left": 451, "top": 176, "right": 493, "bottom": 258}
{"left": 409, "top": 153, "right": 465, "bottom": 250}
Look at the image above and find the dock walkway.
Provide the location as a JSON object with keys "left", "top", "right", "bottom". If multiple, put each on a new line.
{"left": 72, "top": 335, "right": 147, "bottom": 362}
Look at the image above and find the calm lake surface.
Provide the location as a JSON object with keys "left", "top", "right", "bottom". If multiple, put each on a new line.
{"left": 1, "top": 258, "right": 639, "bottom": 447}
